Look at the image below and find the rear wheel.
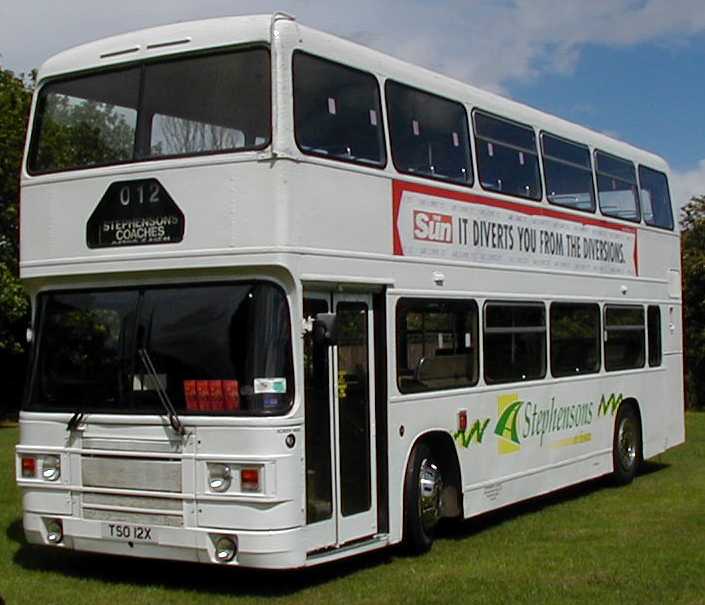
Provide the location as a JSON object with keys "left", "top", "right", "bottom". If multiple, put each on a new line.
{"left": 403, "top": 442, "right": 443, "bottom": 554}
{"left": 612, "top": 404, "right": 642, "bottom": 485}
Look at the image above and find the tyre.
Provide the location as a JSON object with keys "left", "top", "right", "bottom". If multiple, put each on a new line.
{"left": 403, "top": 442, "right": 443, "bottom": 554}
{"left": 612, "top": 404, "right": 642, "bottom": 485}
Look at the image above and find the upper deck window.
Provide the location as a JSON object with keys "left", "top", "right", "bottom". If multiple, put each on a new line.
{"left": 639, "top": 166, "right": 674, "bottom": 230}
{"left": 28, "top": 47, "right": 271, "bottom": 174}
{"left": 595, "top": 151, "right": 640, "bottom": 223}
{"left": 385, "top": 81, "right": 472, "bottom": 185}
{"left": 293, "top": 52, "right": 386, "bottom": 167}
{"left": 541, "top": 133, "right": 595, "bottom": 212}
{"left": 29, "top": 67, "right": 140, "bottom": 173}
{"left": 474, "top": 111, "right": 542, "bottom": 201}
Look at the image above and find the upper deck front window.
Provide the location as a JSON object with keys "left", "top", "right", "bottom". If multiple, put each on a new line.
{"left": 28, "top": 47, "right": 271, "bottom": 174}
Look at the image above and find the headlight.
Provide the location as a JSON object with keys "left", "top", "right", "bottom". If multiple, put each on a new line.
{"left": 41, "top": 456, "right": 61, "bottom": 482}
{"left": 213, "top": 535, "right": 237, "bottom": 562}
{"left": 208, "top": 463, "right": 232, "bottom": 492}
{"left": 45, "top": 518, "right": 63, "bottom": 544}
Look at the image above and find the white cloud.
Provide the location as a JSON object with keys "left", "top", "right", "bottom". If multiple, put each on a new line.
{"left": 672, "top": 159, "right": 705, "bottom": 216}
{"left": 2, "top": 0, "right": 705, "bottom": 91}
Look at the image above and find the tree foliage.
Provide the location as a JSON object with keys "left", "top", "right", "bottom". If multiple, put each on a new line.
{"left": 681, "top": 195, "right": 705, "bottom": 408}
{"left": 0, "top": 65, "right": 32, "bottom": 355}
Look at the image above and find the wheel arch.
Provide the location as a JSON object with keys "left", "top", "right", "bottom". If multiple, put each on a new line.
{"left": 619, "top": 396, "right": 644, "bottom": 458}
{"left": 403, "top": 429, "right": 464, "bottom": 520}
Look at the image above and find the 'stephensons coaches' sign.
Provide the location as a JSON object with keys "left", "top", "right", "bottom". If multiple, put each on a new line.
{"left": 393, "top": 180, "right": 638, "bottom": 276}
{"left": 87, "top": 178, "right": 185, "bottom": 249}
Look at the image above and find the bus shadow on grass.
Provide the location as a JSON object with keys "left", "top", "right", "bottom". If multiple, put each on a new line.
{"left": 7, "top": 518, "right": 398, "bottom": 597}
{"left": 437, "top": 459, "right": 670, "bottom": 542}
{"left": 7, "top": 461, "right": 668, "bottom": 597}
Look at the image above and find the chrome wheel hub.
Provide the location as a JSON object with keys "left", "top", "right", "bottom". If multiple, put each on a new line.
{"left": 618, "top": 417, "right": 637, "bottom": 470}
{"left": 418, "top": 458, "right": 443, "bottom": 533}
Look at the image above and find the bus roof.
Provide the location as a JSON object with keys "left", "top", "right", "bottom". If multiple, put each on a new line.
{"left": 35, "top": 13, "right": 669, "bottom": 173}
{"left": 37, "top": 14, "right": 274, "bottom": 80}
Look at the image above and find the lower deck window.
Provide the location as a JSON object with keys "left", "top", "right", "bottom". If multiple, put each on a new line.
{"left": 484, "top": 302, "right": 546, "bottom": 383}
{"left": 396, "top": 299, "right": 479, "bottom": 393}
{"left": 550, "top": 303, "right": 600, "bottom": 377}
{"left": 648, "top": 305, "right": 662, "bottom": 367}
{"left": 604, "top": 305, "right": 645, "bottom": 371}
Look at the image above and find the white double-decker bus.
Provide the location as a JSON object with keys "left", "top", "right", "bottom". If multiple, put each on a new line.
{"left": 16, "top": 14, "right": 684, "bottom": 569}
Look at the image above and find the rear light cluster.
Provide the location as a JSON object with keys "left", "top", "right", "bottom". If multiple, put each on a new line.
{"left": 20, "top": 455, "right": 61, "bottom": 482}
{"left": 207, "top": 463, "right": 261, "bottom": 494}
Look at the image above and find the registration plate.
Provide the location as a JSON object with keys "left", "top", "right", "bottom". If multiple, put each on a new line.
{"left": 102, "top": 522, "right": 157, "bottom": 543}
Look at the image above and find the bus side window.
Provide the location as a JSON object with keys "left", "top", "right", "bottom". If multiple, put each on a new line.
{"left": 550, "top": 303, "right": 601, "bottom": 377}
{"left": 293, "top": 52, "right": 386, "bottom": 167}
{"left": 639, "top": 166, "right": 674, "bottom": 230}
{"left": 473, "top": 111, "right": 542, "bottom": 201}
{"left": 396, "top": 298, "right": 479, "bottom": 394}
{"left": 648, "top": 305, "right": 663, "bottom": 367}
{"left": 541, "top": 133, "right": 596, "bottom": 212}
{"left": 604, "top": 305, "right": 645, "bottom": 371}
{"left": 595, "top": 151, "right": 641, "bottom": 223}
{"left": 483, "top": 302, "right": 546, "bottom": 384}
{"left": 385, "top": 81, "right": 472, "bottom": 186}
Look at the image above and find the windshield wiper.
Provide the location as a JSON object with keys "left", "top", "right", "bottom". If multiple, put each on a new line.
{"left": 137, "top": 348, "right": 185, "bottom": 436}
{"left": 66, "top": 411, "right": 86, "bottom": 432}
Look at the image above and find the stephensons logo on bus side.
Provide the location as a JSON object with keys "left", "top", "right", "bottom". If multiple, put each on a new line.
{"left": 454, "top": 392, "right": 623, "bottom": 452}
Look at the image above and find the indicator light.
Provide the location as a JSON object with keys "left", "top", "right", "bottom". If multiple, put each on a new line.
{"left": 21, "top": 457, "right": 36, "bottom": 479}
{"left": 240, "top": 468, "right": 260, "bottom": 492}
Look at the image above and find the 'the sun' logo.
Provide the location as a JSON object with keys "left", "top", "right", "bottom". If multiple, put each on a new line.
{"left": 413, "top": 210, "right": 453, "bottom": 243}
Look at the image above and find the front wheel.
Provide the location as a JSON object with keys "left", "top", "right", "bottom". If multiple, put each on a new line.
{"left": 403, "top": 443, "right": 443, "bottom": 554}
{"left": 612, "top": 405, "right": 642, "bottom": 485}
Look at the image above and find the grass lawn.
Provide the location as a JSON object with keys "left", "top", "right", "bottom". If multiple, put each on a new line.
{"left": 1, "top": 414, "right": 704, "bottom": 605}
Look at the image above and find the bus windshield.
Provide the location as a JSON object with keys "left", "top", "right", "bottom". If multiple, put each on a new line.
{"left": 28, "top": 47, "right": 271, "bottom": 174}
{"left": 26, "top": 282, "right": 293, "bottom": 416}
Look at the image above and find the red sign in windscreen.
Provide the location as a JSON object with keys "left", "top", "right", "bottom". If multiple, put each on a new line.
{"left": 184, "top": 380, "right": 240, "bottom": 412}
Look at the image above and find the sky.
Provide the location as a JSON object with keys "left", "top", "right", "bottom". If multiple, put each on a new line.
{"left": 1, "top": 0, "right": 704, "bottom": 213}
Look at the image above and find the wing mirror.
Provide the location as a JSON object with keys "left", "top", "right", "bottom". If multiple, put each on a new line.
{"left": 313, "top": 313, "right": 338, "bottom": 347}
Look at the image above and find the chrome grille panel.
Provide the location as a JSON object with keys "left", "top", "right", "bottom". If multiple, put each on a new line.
{"left": 82, "top": 457, "right": 182, "bottom": 492}
{"left": 82, "top": 493, "right": 182, "bottom": 511}
{"left": 82, "top": 438, "right": 182, "bottom": 454}
{"left": 83, "top": 508, "right": 183, "bottom": 527}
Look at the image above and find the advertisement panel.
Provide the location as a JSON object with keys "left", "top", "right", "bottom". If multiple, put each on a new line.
{"left": 393, "top": 180, "right": 638, "bottom": 276}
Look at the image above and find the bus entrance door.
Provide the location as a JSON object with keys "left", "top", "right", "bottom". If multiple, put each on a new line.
{"left": 304, "top": 292, "right": 378, "bottom": 550}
